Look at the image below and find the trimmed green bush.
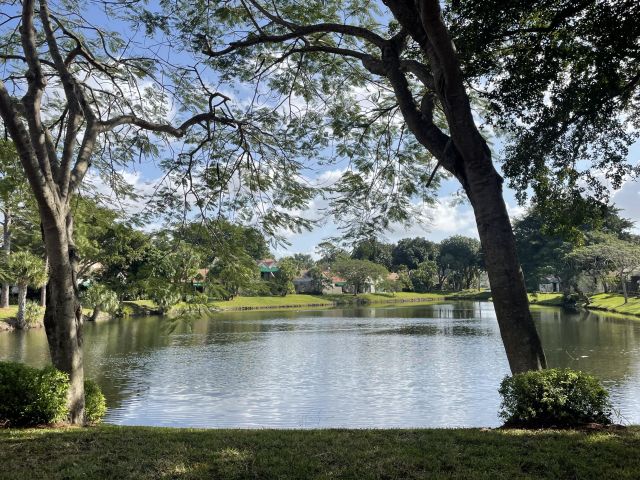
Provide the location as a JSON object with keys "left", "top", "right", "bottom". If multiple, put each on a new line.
{"left": 0, "top": 361, "right": 69, "bottom": 427}
{"left": 84, "top": 379, "right": 107, "bottom": 424}
{"left": 499, "top": 368, "right": 613, "bottom": 427}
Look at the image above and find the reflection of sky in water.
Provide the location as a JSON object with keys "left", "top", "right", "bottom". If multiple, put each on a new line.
{"left": 1, "top": 301, "right": 639, "bottom": 428}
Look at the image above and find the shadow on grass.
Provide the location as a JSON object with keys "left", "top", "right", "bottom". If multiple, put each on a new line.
{"left": 1, "top": 426, "right": 639, "bottom": 479}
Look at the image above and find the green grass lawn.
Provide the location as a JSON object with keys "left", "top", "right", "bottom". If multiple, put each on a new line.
{"left": 588, "top": 293, "right": 640, "bottom": 317}
{"left": 0, "top": 426, "right": 638, "bottom": 479}
{"left": 0, "top": 305, "right": 18, "bottom": 321}
{"left": 444, "top": 289, "right": 493, "bottom": 300}
{"left": 528, "top": 292, "right": 565, "bottom": 306}
{"left": 208, "top": 294, "right": 334, "bottom": 309}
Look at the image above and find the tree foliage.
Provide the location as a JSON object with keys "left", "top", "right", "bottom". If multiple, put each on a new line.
{"left": 438, "top": 236, "right": 482, "bottom": 290}
{"left": 333, "top": 258, "right": 388, "bottom": 295}
{"left": 447, "top": 0, "right": 640, "bottom": 217}
{"left": 392, "top": 237, "right": 439, "bottom": 271}
{"left": 351, "top": 239, "right": 394, "bottom": 270}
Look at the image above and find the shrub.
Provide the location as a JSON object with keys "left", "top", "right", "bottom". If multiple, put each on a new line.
{"left": 499, "top": 368, "right": 613, "bottom": 428}
{"left": 84, "top": 379, "right": 107, "bottom": 424}
{"left": 23, "top": 300, "right": 44, "bottom": 326}
{"left": 0, "top": 361, "right": 69, "bottom": 427}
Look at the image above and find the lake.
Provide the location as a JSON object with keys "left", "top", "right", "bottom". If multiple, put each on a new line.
{"left": 1, "top": 301, "right": 639, "bottom": 428}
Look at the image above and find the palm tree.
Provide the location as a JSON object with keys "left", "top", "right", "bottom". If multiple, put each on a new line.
{"left": 82, "top": 283, "right": 118, "bottom": 321}
{"left": 10, "top": 251, "right": 47, "bottom": 329}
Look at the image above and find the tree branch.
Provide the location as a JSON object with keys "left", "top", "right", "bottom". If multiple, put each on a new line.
{"left": 202, "top": 22, "right": 387, "bottom": 57}
{"left": 20, "top": 0, "right": 57, "bottom": 191}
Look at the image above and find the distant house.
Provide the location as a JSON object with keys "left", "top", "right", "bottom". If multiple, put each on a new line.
{"left": 292, "top": 269, "right": 313, "bottom": 293}
{"left": 539, "top": 276, "right": 561, "bottom": 293}
{"left": 193, "top": 268, "right": 209, "bottom": 289}
{"left": 325, "top": 275, "right": 346, "bottom": 295}
{"left": 292, "top": 270, "right": 346, "bottom": 294}
{"left": 257, "top": 259, "right": 279, "bottom": 280}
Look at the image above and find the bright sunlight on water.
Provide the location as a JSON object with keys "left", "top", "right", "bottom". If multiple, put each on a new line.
{"left": 1, "top": 301, "right": 639, "bottom": 428}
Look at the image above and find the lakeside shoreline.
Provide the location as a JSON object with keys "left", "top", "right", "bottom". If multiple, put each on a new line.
{"left": 2, "top": 291, "right": 638, "bottom": 332}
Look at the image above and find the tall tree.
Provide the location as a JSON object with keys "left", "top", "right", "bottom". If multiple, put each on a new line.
{"left": 438, "top": 236, "right": 482, "bottom": 291}
{"left": 0, "top": 140, "right": 35, "bottom": 307}
{"left": 182, "top": 0, "right": 548, "bottom": 372}
{"left": 0, "top": 0, "right": 294, "bottom": 422}
{"left": 352, "top": 239, "right": 395, "bottom": 270}
{"left": 566, "top": 235, "right": 640, "bottom": 302}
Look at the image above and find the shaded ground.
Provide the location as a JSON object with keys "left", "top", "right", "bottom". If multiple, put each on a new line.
{"left": 1, "top": 426, "right": 638, "bottom": 479}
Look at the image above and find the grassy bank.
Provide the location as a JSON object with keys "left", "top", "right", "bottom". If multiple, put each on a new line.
{"left": 443, "top": 290, "right": 565, "bottom": 307}
{"left": 587, "top": 293, "right": 640, "bottom": 317}
{"left": 0, "top": 306, "right": 18, "bottom": 329}
{"left": 528, "top": 292, "right": 565, "bottom": 306}
{"left": 125, "top": 292, "right": 447, "bottom": 314}
{"left": 207, "top": 292, "right": 447, "bottom": 311}
{"left": 0, "top": 425, "right": 638, "bottom": 479}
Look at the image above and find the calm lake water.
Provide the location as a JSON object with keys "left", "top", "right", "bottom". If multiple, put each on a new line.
{"left": 1, "top": 301, "right": 639, "bottom": 428}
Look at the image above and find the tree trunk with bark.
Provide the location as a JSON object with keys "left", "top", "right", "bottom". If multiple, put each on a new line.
{"left": 15, "top": 283, "right": 27, "bottom": 329}
{"left": 381, "top": 0, "right": 546, "bottom": 373}
{"left": 41, "top": 212, "right": 85, "bottom": 424}
{"left": 1, "top": 209, "right": 11, "bottom": 308}
{"left": 463, "top": 160, "right": 546, "bottom": 372}
{"left": 89, "top": 306, "right": 100, "bottom": 322}
{"left": 40, "top": 255, "right": 48, "bottom": 307}
{"left": 621, "top": 269, "right": 628, "bottom": 304}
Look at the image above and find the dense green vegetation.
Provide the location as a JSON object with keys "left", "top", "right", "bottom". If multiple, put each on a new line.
{"left": 1, "top": 426, "right": 638, "bottom": 479}
{"left": 499, "top": 369, "right": 613, "bottom": 428}
{"left": 0, "top": 362, "right": 107, "bottom": 427}
{"left": 0, "top": 362, "right": 69, "bottom": 427}
{"left": 513, "top": 206, "right": 640, "bottom": 297}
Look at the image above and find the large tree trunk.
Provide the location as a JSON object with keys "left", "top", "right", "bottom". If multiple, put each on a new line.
{"left": 463, "top": 160, "right": 547, "bottom": 373}
{"left": 42, "top": 212, "right": 85, "bottom": 424}
{"left": 15, "top": 283, "right": 27, "bottom": 329}
{"left": 1, "top": 209, "right": 11, "bottom": 308}
{"left": 40, "top": 255, "right": 48, "bottom": 307}
{"left": 382, "top": 0, "right": 546, "bottom": 373}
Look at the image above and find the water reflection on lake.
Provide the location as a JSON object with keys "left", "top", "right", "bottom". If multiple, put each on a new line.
{"left": 1, "top": 301, "right": 639, "bottom": 428}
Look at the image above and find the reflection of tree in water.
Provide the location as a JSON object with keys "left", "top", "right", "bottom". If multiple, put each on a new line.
{"left": 368, "top": 324, "right": 492, "bottom": 336}
{"left": 0, "top": 329, "right": 50, "bottom": 367}
{"left": 534, "top": 307, "right": 640, "bottom": 383}
{"left": 369, "top": 325, "right": 440, "bottom": 336}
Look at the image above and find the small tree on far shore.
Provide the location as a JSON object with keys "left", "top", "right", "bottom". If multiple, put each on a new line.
{"left": 334, "top": 258, "right": 388, "bottom": 296}
{"left": 9, "top": 251, "right": 47, "bottom": 329}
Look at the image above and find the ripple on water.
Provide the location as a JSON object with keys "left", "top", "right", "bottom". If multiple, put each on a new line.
{"left": 2, "top": 301, "right": 640, "bottom": 428}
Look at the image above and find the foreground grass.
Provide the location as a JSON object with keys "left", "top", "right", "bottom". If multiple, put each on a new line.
{"left": 588, "top": 293, "right": 640, "bottom": 317}
{"left": 0, "top": 426, "right": 638, "bottom": 479}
